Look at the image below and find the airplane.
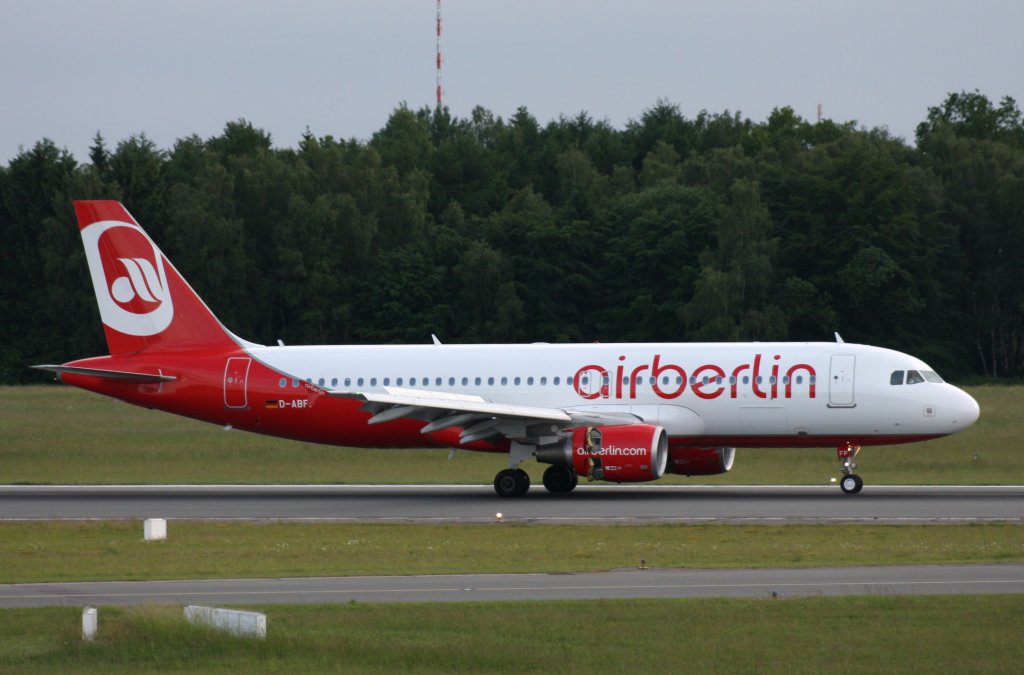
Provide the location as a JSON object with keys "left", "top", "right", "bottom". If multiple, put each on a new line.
{"left": 35, "top": 200, "right": 980, "bottom": 497}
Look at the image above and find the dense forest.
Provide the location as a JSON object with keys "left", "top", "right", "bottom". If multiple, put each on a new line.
{"left": 2, "top": 91, "right": 1023, "bottom": 384}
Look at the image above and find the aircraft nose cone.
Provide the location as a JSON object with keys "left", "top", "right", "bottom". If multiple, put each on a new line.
{"left": 951, "top": 388, "right": 980, "bottom": 431}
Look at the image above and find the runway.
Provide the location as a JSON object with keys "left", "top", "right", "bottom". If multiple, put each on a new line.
{"left": 1, "top": 564, "right": 1021, "bottom": 608}
{"left": 1, "top": 484, "right": 1021, "bottom": 522}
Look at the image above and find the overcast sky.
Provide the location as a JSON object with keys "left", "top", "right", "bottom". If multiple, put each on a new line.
{"left": 2, "top": 0, "right": 1022, "bottom": 164}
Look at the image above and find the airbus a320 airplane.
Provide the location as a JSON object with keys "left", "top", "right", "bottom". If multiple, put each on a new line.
{"left": 36, "top": 201, "right": 980, "bottom": 497}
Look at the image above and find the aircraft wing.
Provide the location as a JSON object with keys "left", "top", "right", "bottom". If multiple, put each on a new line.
{"left": 332, "top": 386, "right": 639, "bottom": 445}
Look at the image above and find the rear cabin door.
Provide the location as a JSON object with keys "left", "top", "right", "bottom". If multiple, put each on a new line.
{"left": 223, "top": 357, "right": 252, "bottom": 409}
{"left": 828, "top": 354, "right": 856, "bottom": 407}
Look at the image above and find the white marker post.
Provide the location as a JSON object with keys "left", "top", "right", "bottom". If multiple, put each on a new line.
{"left": 82, "top": 606, "right": 97, "bottom": 641}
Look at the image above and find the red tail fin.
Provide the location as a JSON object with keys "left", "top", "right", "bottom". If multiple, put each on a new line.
{"left": 75, "top": 201, "right": 240, "bottom": 354}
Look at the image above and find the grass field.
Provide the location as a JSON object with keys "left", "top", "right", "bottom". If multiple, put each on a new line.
{"left": 1, "top": 521, "right": 1021, "bottom": 583}
{"left": 2, "top": 597, "right": 1022, "bottom": 673}
{"left": 2, "top": 385, "right": 1021, "bottom": 485}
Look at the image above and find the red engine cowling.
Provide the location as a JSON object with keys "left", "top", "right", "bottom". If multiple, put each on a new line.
{"left": 666, "top": 446, "right": 736, "bottom": 476}
{"left": 568, "top": 425, "right": 668, "bottom": 482}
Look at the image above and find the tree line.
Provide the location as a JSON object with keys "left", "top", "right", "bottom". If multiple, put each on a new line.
{"left": 2, "top": 91, "right": 1022, "bottom": 383}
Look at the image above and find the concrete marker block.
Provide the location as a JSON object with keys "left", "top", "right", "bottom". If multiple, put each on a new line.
{"left": 144, "top": 518, "right": 167, "bottom": 541}
{"left": 184, "top": 605, "right": 266, "bottom": 639}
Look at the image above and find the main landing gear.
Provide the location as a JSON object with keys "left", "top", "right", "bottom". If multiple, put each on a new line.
{"left": 493, "top": 466, "right": 581, "bottom": 496}
{"left": 837, "top": 442, "right": 863, "bottom": 494}
{"left": 542, "top": 464, "right": 578, "bottom": 494}
{"left": 494, "top": 468, "right": 530, "bottom": 498}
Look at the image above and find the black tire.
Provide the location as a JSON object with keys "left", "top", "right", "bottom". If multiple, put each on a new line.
{"left": 494, "top": 468, "right": 530, "bottom": 497}
{"left": 542, "top": 465, "right": 578, "bottom": 494}
{"left": 839, "top": 474, "right": 864, "bottom": 494}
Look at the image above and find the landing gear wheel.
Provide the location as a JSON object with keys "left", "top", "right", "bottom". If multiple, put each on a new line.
{"left": 839, "top": 474, "right": 863, "bottom": 494}
{"left": 542, "top": 465, "right": 578, "bottom": 494}
{"left": 494, "top": 468, "right": 530, "bottom": 497}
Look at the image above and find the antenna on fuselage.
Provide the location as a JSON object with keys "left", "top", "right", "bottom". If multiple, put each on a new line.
{"left": 431, "top": 334, "right": 442, "bottom": 345}
{"left": 834, "top": 332, "right": 845, "bottom": 343}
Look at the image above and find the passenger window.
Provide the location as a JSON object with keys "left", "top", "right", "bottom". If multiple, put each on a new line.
{"left": 501, "top": 377, "right": 508, "bottom": 385}
{"left": 514, "top": 377, "right": 521, "bottom": 385}
{"left": 527, "top": 377, "right": 534, "bottom": 385}
{"left": 890, "top": 370, "right": 905, "bottom": 385}
{"left": 331, "top": 378, "right": 338, "bottom": 387}
{"left": 344, "top": 378, "right": 351, "bottom": 387}
{"left": 436, "top": 377, "right": 442, "bottom": 386}
{"left": 488, "top": 377, "right": 495, "bottom": 385}
{"left": 475, "top": 377, "right": 481, "bottom": 385}
{"left": 292, "top": 379, "right": 300, "bottom": 388}
{"left": 461, "top": 377, "right": 468, "bottom": 386}
{"left": 906, "top": 370, "right": 925, "bottom": 385}
{"left": 383, "top": 377, "right": 390, "bottom": 386}
{"left": 540, "top": 376, "right": 547, "bottom": 385}
{"left": 410, "top": 378, "right": 416, "bottom": 386}
{"left": 553, "top": 376, "right": 560, "bottom": 385}
{"left": 317, "top": 378, "right": 325, "bottom": 386}
{"left": 278, "top": 378, "right": 286, "bottom": 388}
{"left": 396, "top": 378, "right": 403, "bottom": 386}
{"left": 449, "top": 377, "right": 456, "bottom": 386}
{"left": 370, "top": 378, "right": 377, "bottom": 386}
{"left": 357, "top": 378, "right": 364, "bottom": 386}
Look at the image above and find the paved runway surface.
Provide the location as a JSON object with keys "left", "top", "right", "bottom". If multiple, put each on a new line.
{"left": 0, "top": 485, "right": 1021, "bottom": 522}
{"left": 1, "top": 564, "right": 1021, "bottom": 608}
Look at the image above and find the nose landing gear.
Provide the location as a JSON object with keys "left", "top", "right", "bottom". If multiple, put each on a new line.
{"left": 837, "top": 443, "right": 863, "bottom": 494}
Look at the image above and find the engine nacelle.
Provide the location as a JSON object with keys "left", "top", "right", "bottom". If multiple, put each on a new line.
{"left": 551, "top": 424, "right": 668, "bottom": 483}
{"left": 666, "top": 446, "right": 736, "bottom": 476}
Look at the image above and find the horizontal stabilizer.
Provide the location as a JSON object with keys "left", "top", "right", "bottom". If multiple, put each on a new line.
{"left": 32, "top": 364, "right": 176, "bottom": 383}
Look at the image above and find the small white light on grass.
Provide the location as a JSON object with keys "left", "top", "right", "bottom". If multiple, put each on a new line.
{"left": 496, "top": 512, "right": 503, "bottom": 522}
{"left": 830, "top": 477, "right": 837, "bottom": 483}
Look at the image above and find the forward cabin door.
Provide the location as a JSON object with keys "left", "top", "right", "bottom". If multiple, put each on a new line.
{"left": 828, "top": 354, "right": 856, "bottom": 407}
{"left": 223, "top": 357, "right": 252, "bottom": 409}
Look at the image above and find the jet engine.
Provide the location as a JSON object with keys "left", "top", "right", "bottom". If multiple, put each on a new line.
{"left": 537, "top": 424, "right": 668, "bottom": 482}
{"left": 666, "top": 446, "right": 736, "bottom": 476}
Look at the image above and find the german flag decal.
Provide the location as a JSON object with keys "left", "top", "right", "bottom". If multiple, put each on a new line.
{"left": 265, "top": 400, "right": 280, "bottom": 409}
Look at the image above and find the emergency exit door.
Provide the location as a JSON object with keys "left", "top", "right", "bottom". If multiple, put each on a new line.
{"left": 828, "top": 354, "right": 856, "bottom": 407}
{"left": 223, "top": 357, "right": 252, "bottom": 409}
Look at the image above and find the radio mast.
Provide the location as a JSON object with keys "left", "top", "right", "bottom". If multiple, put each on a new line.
{"left": 436, "top": 0, "right": 443, "bottom": 110}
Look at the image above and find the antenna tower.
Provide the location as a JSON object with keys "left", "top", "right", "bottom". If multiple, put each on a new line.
{"left": 436, "top": 0, "right": 443, "bottom": 109}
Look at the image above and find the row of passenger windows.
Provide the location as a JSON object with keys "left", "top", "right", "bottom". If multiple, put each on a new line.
{"left": 276, "top": 374, "right": 815, "bottom": 389}
{"left": 890, "top": 369, "right": 944, "bottom": 385}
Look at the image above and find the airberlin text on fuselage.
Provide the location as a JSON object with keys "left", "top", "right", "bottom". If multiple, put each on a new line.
{"left": 572, "top": 354, "right": 817, "bottom": 401}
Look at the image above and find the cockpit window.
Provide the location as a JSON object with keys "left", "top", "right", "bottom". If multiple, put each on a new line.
{"left": 921, "top": 370, "right": 944, "bottom": 383}
{"left": 890, "top": 370, "right": 904, "bottom": 385}
{"left": 906, "top": 370, "right": 925, "bottom": 385}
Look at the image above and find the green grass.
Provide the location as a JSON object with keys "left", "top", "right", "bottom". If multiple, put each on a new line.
{"left": 1, "top": 384, "right": 1021, "bottom": 485}
{"left": 1, "top": 597, "right": 1022, "bottom": 673}
{"left": 1, "top": 521, "right": 1021, "bottom": 583}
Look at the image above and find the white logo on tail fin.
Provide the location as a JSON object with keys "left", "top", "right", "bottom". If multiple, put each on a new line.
{"left": 81, "top": 220, "right": 174, "bottom": 336}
